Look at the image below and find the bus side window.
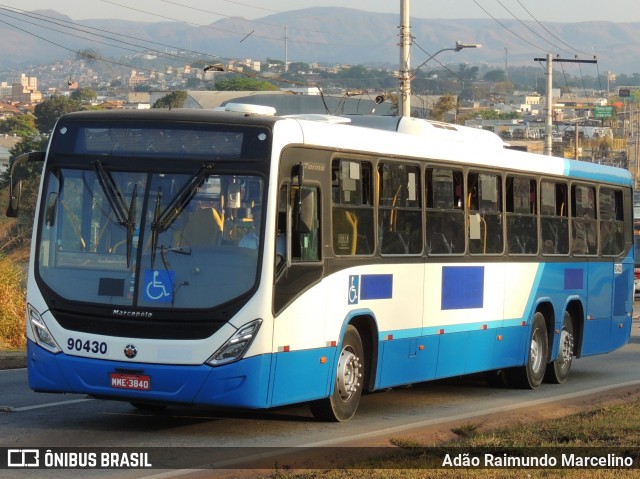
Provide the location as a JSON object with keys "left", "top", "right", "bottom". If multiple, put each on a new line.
{"left": 292, "top": 185, "right": 320, "bottom": 262}
{"left": 467, "top": 172, "right": 503, "bottom": 254}
{"left": 506, "top": 176, "right": 538, "bottom": 255}
{"left": 541, "top": 181, "right": 569, "bottom": 255}
{"left": 571, "top": 184, "right": 597, "bottom": 256}
{"left": 275, "top": 185, "right": 288, "bottom": 268}
{"left": 425, "top": 167, "right": 464, "bottom": 255}
{"left": 331, "top": 159, "right": 374, "bottom": 255}
{"left": 599, "top": 188, "right": 625, "bottom": 256}
{"left": 276, "top": 183, "right": 321, "bottom": 266}
{"left": 378, "top": 162, "right": 423, "bottom": 255}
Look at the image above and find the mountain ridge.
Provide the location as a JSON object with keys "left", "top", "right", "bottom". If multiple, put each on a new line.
{"left": 2, "top": 7, "right": 639, "bottom": 75}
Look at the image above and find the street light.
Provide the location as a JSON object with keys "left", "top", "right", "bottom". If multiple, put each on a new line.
{"left": 402, "top": 41, "right": 481, "bottom": 117}
{"left": 412, "top": 41, "right": 482, "bottom": 75}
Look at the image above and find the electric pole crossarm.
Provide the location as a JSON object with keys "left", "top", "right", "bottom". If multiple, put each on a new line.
{"left": 534, "top": 56, "right": 598, "bottom": 156}
{"left": 534, "top": 58, "right": 597, "bottom": 64}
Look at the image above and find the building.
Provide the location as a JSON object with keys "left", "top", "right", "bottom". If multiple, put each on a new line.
{"left": 12, "top": 74, "right": 42, "bottom": 103}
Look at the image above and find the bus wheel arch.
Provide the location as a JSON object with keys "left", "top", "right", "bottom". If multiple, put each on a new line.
{"left": 544, "top": 310, "right": 575, "bottom": 384}
{"left": 506, "top": 309, "right": 550, "bottom": 389}
{"left": 565, "top": 300, "right": 584, "bottom": 359}
{"left": 349, "top": 314, "right": 378, "bottom": 393}
{"left": 309, "top": 314, "right": 377, "bottom": 422}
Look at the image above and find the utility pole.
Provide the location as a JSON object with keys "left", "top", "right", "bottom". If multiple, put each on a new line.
{"left": 284, "top": 26, "right": 288, "bottom": 73}
{"left": 399, "top": 0, "right": 411, "bottom": 117}
{"left": 534, "top": 55, "right": 597, "bottom": 157}
{"left": 504, "top": 47, "right": 508, "bottom": 84}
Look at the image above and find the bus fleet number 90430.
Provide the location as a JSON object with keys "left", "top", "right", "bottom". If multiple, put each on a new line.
{"left": 67, "top": 337, "right": 108, "bottom": 355}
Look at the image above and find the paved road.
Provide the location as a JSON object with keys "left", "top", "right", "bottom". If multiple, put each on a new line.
{"left": 1, "top": 320, "right": 640, "bottom": 477}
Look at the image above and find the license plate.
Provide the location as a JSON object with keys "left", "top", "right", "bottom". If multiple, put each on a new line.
{"left": 110, "top": 373, "right": 151, "bottom": 391}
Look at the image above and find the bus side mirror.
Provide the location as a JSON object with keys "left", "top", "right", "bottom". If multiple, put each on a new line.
{"left": 294, "top": 188, "right": 314, "bottom": 234}
{"left": 6, "top": 180, "right": 23, "bottom": 218}
{"left": 5, "top": 150, "right": 46, "bottom": 218}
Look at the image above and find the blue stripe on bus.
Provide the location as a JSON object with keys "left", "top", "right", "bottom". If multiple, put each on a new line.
{"left": 564, "top": 159, "right": 633, "bottom": 185}
{"left": 360, "top": 274, "right": 393, "bottom": 300}
{"left": 379, "top": 318, "right": 525, "bottom": 340}
{"left": 441, "top": 266, "right": 484, "bottom": 310}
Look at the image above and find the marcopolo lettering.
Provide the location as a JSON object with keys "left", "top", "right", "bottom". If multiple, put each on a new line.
{"left": 112, "top": 309, "right": 153, "bottom": 319}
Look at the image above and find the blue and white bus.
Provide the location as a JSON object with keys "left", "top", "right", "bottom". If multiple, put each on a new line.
{"left": 7, "top": 106, "right": 634, "bottom": 421}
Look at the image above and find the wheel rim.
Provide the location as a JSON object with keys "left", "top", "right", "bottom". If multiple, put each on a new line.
{"left": 557, "top": 327, "right": 574, "bottom": 372}
{"left": 336, "top": 346, "right": 362, "bottom": 403}
{"left": 530, "top": 327, "right": 544, "bottom": 373}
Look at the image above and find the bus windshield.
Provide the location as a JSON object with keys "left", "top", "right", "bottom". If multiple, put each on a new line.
{"left": 37, "top": 166, "right": 263, "bottom": 309}
{"left": 35, "top": 119, "right": 270, "bottom": 311}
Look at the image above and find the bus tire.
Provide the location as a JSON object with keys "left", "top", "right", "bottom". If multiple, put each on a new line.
{"left": 506, "top": 312, "right": 549, "bottom": 389}
{"left": 544, "top": 311, "right": 574, "bottom": 384}
{"left": 309, "top": 325, "right": 364, "bottom": 422}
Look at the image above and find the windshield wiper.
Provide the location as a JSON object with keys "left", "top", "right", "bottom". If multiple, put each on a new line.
{"left": 150, "top": 187, "right": 162, "bottom": 269}
{"left": 126, "top": 184, "right": 137, "bottom": 268}
{"left": 149, "top": 164, "right": 213, "bottom": 269}
{"left": 93, "top": 160, "right": 136, "bottom": 267}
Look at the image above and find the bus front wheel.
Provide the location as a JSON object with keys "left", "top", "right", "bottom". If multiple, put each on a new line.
{"left": 506, "top": 312, "right": 549, "bottom": 389}
{"left": 544, "top": 311, "right": 574, "bottom": 384}
{"left": 309, "top": 325, "right": 364, "bottom": 422}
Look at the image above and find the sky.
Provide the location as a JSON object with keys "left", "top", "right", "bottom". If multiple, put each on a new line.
{"left": 2, "top": 0, "right": 640, "bottom": 24}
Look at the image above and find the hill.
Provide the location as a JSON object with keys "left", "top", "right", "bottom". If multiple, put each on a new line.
{"left": 1, "top": 7, "right": 639, "bottom": 74}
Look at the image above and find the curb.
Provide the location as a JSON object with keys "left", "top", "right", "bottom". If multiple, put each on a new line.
{"left": 0, "top": 351, "right": 27, "bottom": 370}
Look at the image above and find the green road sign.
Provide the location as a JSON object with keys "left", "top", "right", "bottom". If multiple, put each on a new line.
{"left": 594, "top": 106, "right": 614, "bottom": 119}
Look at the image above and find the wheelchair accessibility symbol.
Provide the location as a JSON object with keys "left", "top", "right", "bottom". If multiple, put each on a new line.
{"left": 348, "top": 275, "right": 359, "bottom": 305}
{"left": 144, "top": 269, "right": 174, "bottom": 303}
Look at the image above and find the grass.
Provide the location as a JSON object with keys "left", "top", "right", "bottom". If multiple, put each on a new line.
{"left": 258, "top": 396, "right": 640, "bottom": 479}
{"left": 0, "top": 252, "right": 27, "bottom": 349}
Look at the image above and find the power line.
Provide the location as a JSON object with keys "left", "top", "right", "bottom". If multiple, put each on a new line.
{"left": 412, "top": 40, "right": 471, "bottom": 85}
{"left": 0, "top": 7, "right": 188, "bottom": 62}
{"left": 472, "top": 0, "right": 548, "bottom": 52}
{"left": 494, "top": 0, "right": 574, "bottom": 56}
{"left": 158, "top": 0, "right": 348, "bottom": 37}
{"left": 514, "top": 0, "right": 592, "bottom": 57}
{"left": 100, "top": 0, "right": 331, "bottom": 46}
{"left": 0, "top": 3, "right": 332, "bottom": 91}
{"left": 0, "top": 15, "right": 160, "bottom": 75}
{"left": 0, "top": 4, "right": 222, "bottom": 62}
{"left": 99, "top": 0, "right": 281, "bottom": 41}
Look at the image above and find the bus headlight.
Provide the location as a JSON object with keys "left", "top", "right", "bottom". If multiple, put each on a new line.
{"left": 28, "top": 304, "right": 61, "bottom": 354}
{"left": 207, "top": 319, "right": 262, "bottom": 366}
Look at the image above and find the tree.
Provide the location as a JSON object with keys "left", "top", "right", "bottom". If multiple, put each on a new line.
{"left": 152, "top": 90, "right": 188, "bottom": 109}
{"left": 430, "top": 95, "right": 457, "bottom": 121}
{"left": 0, "top": 133, "right": 49, "bottom": 253}
{"left": 0, "top": 114, "right": 37, "bottom": 138}
{"left": 70, "top": 87, "right": 97, "bottom": 103}
{"left": 483, "top": 70, "right": 506, "bottom": 82}
{"left": 212, "top": 77, "right": 278, "bottom": 91}
{"left": 287, "top": 62, "right": 310, "bottom": 73}
{"left": 34, "top": 96, "right": 82, "bottom": 135}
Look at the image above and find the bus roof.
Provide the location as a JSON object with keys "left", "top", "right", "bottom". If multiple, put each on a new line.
{"left": 55, "top": 109, "right": 633, "bottom": 187}
{"left": 284, "top": 114, "right": 633, "bottom": 187}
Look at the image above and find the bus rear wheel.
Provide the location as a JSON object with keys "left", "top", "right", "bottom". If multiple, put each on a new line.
{"left": 506, "top": 312, "right": 549, "bottom": 389}
{"left": 309, "top": 325, "right": 364, "bottom": 422}
{"left": 544, "top": 312, "right": 574, "bottom": 384}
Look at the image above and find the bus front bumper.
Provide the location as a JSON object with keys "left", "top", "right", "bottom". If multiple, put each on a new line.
{"left": 26, "top": 340, "right": 272, "bottom": 409}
